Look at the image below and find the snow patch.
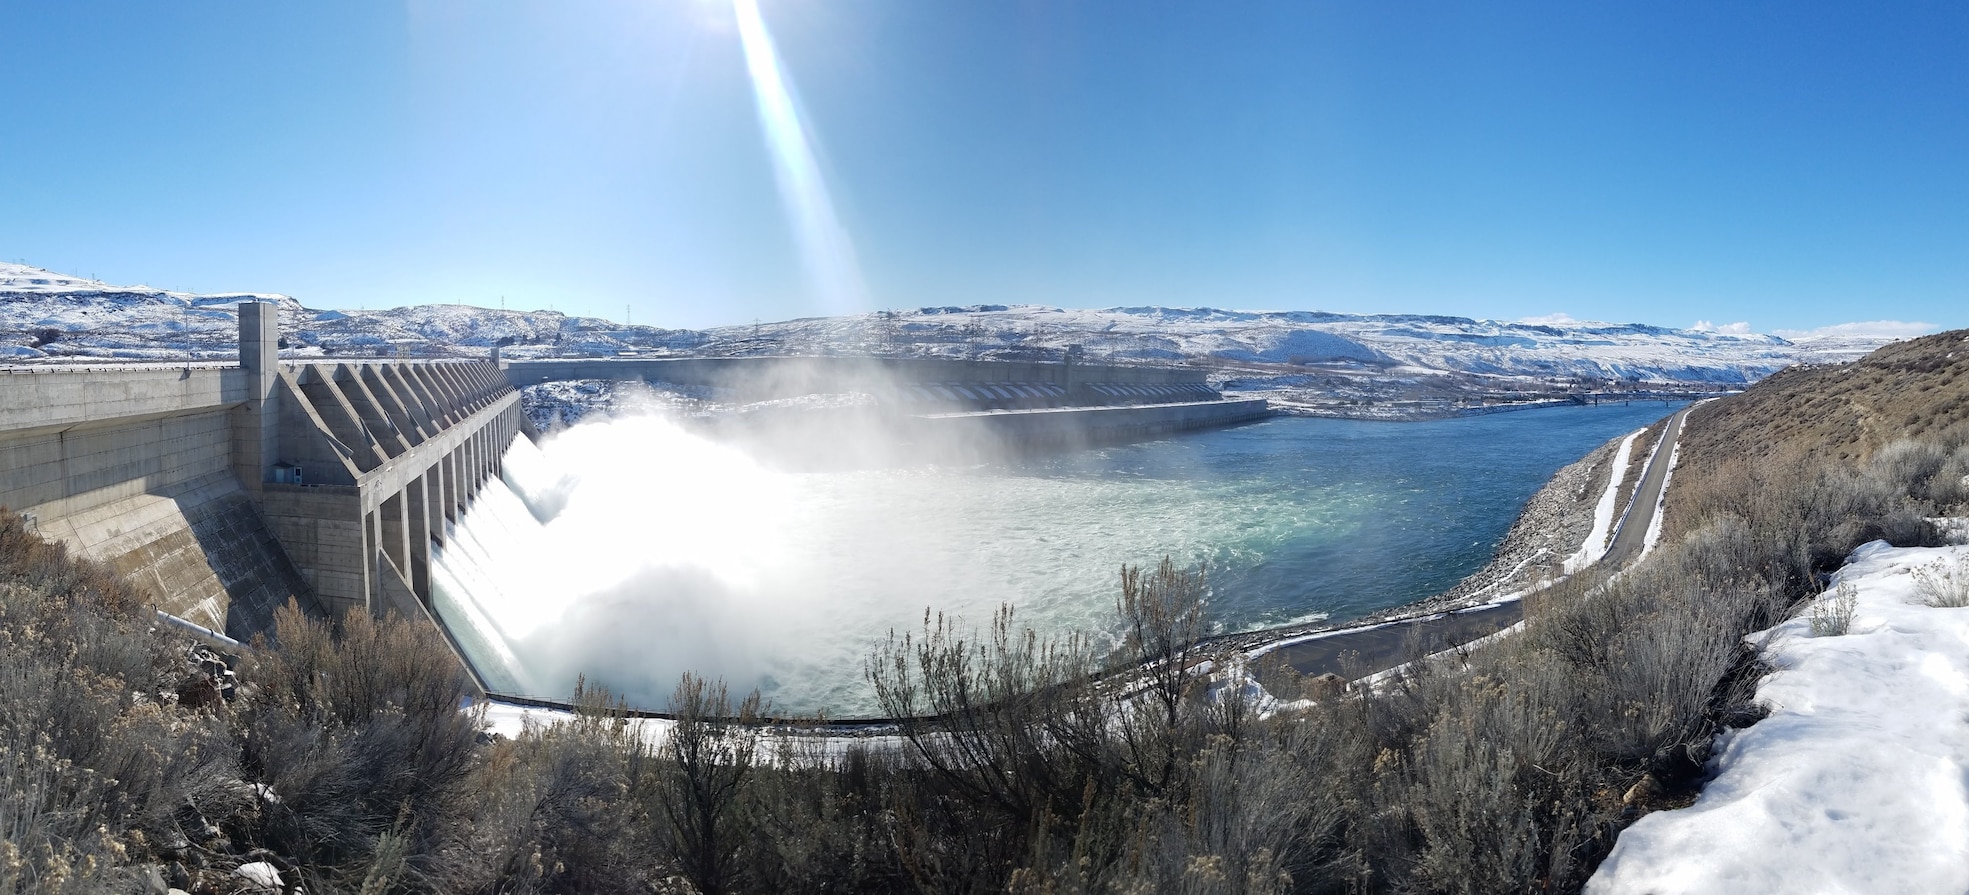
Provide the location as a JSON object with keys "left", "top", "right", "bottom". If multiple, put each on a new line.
{"left": 1588, "top": 539, "right": 1969, "bottom": 894}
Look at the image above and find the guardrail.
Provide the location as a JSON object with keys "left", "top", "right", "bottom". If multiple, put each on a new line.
{"left": 0, "top": 361, "right": 239, "bottom": 374}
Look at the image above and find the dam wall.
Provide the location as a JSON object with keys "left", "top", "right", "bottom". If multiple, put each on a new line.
{"left": 253, "top": 357, "right": 522, "bottom": 620}
{"left": 504, "top": 355, "right": 1212, "bottom": 409}
{"left": 913, "top": 399, "right": 1274, "bottom": 455}
{"left": 0, "top": 365, "right": 305, "bottom": 635}
{"left": 2, "top": 309, "right": 1252, "bottom": 651}
{"left": 0, "top": 304, "right": 523, "bottom": 640}
{"left": 511, "top": 353, "right": 1265, "bottom": 462}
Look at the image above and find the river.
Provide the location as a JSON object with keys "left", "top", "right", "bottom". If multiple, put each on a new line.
{"left": 431, "top": 401, "right": 1680, "bottom": 715}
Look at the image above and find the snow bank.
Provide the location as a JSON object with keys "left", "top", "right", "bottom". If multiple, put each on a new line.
{"left": 1589, "top": 540, "right": 1969, "bottom": 894}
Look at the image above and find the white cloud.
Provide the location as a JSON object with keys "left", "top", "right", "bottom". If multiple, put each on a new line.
{"left": 1771, "top": 320, "right": 1939, "bottom": 342}
{"left": 1517, "top": 313, "right": 1580, "bottom": 326}
{"left": 1689, "top": 320, "right": 1754, "bottom": 335}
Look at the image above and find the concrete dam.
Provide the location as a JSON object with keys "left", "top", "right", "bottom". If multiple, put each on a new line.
{"left": 0, "top": 304, "right": 1266, "bottom": 688}
{"left": 0, "top": 303, "right": 524, "bottom": 642}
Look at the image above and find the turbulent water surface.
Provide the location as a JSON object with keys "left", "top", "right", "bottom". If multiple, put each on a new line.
{"left": 432, "top": 401, "right": 1680, "bottom": 715}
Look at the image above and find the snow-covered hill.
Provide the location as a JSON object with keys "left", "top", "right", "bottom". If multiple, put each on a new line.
{"left": 0, "top": 263, "right": 312, "bottom": 360}
{"left": 703, "top": 304, "right": 1803, "bottom": 384}
{"left": 0, "top": 263, "right": 1914, "bottom": 416}
{"left": 0, "top": 263, "right": 703, "bottom": 361}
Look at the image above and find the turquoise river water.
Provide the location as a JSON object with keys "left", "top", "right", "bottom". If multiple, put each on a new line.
{"left": 431, "top": 401, "right": 1680, "bottom": 715}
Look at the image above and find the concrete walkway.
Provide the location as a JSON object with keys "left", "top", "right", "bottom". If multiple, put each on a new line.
{"left": 1257, "top": 404, "right": 1694, "bottom": 682}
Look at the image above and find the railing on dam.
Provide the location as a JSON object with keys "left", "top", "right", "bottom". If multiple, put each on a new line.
{"left": 0, "top": 360, "right": 240, "bottom": 373}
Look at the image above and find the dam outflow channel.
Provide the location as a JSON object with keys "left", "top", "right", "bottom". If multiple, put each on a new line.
{"left": 431, "top": 402, "right": 1679, "bottom": 715}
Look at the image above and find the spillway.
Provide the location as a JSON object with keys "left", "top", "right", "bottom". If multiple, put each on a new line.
{"left": 431, "top": 403, "right": 1680, "bottom": 715}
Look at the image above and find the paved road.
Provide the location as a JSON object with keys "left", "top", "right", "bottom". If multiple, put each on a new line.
{"left": 1599, "top": 405, "right": 1690, "bottom": 568}
{"left": 1258, "top": 404, "right": 1694, "bottom": 683}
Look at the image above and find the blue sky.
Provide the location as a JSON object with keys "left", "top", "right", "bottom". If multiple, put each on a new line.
{"left": 2, "top": 1, "right": 1964, "bottom": 333}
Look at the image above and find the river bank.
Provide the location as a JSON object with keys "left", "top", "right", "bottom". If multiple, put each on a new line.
{"left": 1207, "top": 404, "right": 1683, "bottom": 666}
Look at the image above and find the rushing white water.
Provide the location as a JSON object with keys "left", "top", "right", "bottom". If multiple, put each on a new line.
{"left": 432, "top": 402, "right": 1683, "bottom": 715}
{"left": 431, "top": 415, "right": 798, "bottom": 701}
{"left": 431, "top": 413, "right": 1280, "bottom": 711}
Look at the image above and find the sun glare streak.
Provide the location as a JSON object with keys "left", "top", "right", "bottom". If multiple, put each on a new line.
{"left": 731, "top": 0, "right": 868, "bottom": 315}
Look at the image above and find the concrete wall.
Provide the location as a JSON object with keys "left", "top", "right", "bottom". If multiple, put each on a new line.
{"left": 250, "top": 357, "right": 523, "bottom": 619}
{"left": 0, "top": 305, "right": 526, "bottom": 638}
{"left": 503, "top": 355, "right": 1207, "bottom": 405}
{"left": 0, "top": 366, "right": 245, "bottom": 433}
{"left": 0, "top": 407, "right": 235, "bottom": 519}
{"left": 912, "top": 399, "right": 1272, "bottom": 457}
{"left": 0, "top": 370, "right": 316, "bottom": 637}
{"left": 257, "top": 485, "right": 364, "bottom": 618}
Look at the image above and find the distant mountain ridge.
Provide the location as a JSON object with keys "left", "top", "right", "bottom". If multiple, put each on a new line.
{"left": 698, "top": 303, "right": 1828, "bottom": 385}
{"left": 0, "top": 262, "right": 1908, "bottom": 416}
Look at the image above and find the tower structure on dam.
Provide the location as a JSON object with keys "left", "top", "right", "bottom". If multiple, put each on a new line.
{"left": 0, "top": 303, "right": 525, "bottom": 641}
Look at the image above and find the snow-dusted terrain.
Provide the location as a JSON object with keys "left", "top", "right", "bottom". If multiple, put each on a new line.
{"left": 1589, "top": 539, "right": 1969, "bottom": 894}
{"left": 0, "top": 263, "right": 1912, "bottom": 416}
{"left": 715, "top": 305, "right": 1804, "bottom": 382}
{"left": 0, "top": 263, "right": 703, "bottom": 361}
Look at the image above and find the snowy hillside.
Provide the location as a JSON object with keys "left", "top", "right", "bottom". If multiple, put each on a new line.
{"left": 0, "top": 263, "right": 1914, "bottom": 416}
{"left": 295, "top": 303, "right": 705, "bottom": 359}
{"left": 0, "top": 263, "right": 310, "bottom": 360}
{"left": 0, "top": 263, "right": 703, "bottom": 361}
{"left": 702, "top": 305, "right": 1803, "bottom": 384}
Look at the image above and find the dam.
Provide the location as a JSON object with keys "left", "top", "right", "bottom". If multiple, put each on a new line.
{"left": 0, "top": 303, "right": 524, "bottom": 641}
{"left": 0, "top": 304, "right": 1266, "bottom": 690}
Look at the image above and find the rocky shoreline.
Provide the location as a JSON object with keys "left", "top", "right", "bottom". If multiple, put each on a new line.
{"left": 1209, "top": 413, "right": 1674, "bottom": 656}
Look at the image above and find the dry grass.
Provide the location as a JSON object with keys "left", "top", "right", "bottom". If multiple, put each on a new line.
{"left": 1671, "top": 331, "right": 1969, "bottom": 542}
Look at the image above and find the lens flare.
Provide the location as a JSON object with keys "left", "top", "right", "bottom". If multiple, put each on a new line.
{"left": 732, "top": 0, "right": 868, "bottom": 314}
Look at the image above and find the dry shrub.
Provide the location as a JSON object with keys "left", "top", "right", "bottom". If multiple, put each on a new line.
{"left": 1928, "top": 444, "right": 1969, "bottom": 510}
{"left": 0, "top": 514, "right": 235, "bottom": 892}
{"left": 234, "top": 601, "right": 481, "bottom": 891}
{"left": 1912, "top": 554, "right": 1969, "bottom": 608}
{"left": 432, "top": 679, "right": 660, "bottom": 895}
{"left": 1808, "top": 582, "right": 1861, "bottom": 635}
{"left": 654, "top": 673, "right": 764, "bottom": 895}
